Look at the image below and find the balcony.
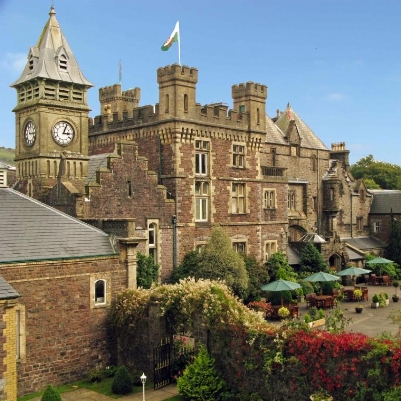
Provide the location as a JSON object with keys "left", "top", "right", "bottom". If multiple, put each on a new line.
{"left": 261, "top": 166, "right": 287, "bottom": 181}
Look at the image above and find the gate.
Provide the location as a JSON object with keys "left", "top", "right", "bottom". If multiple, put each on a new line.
{"left": 153, "top": 338, "right": 172, "bottom": 390}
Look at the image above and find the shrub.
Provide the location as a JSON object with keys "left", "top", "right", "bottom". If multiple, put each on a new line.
{"left": 104, "top": 365, "right": 117, "bottom": 378}
{"left": 88, "top": 364, "right": 103, "bottom": 382}
{"left": 178, "top": 345, "right": 228, "bottom": 401}
{"left": 304, "top": 313, "right": 311, "bottom": 323}
{"left": 112, "top": 365, "right": 133, "bottom": 395}
{"left": 278, "top": 307, "right": 290, "bottom": 318}
{"left": 372, "top": 294, "right": 380, "bottom": 303}
{"left": 41, "top": 385, "right": 62, "bottom": 401}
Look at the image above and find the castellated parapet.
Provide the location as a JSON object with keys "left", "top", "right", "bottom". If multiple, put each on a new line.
{"left": 99, "top": 84, "right": 140, "bottom": 120}
{"left": 157, "top": 64, "right": 198, "bottom": 85}
{"left": 232, "top": 82, "right": 268, "bottom": 100}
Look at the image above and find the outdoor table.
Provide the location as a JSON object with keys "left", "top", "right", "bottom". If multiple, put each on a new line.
{"left": 314, "top": 295, "right": 334, "bottom": 309}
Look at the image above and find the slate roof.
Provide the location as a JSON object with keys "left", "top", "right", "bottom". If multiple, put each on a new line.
{"left": 0, "top": 188, "right": 116, "bottom": 264}
{"left": 274, "top": 104, "right": 328, "bottom": 150}
{"left": 0, "top": 276, "right": 20, "bottom": 300}
{"left": 86, "top": 154, "right": 112, "bottom": 184}
{"left": 11, "top": 6, "right": 92, "bottom": 87}
{"left": 287, "top": 245, "right": 301, "bottom": 265}
{"left": 369, "top": 190, "right": 401, "bottom": 214}
{"left": 342, "top": 236, "right": 387, "bottom": 251}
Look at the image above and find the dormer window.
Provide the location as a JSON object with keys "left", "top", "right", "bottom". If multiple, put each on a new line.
{"left": 58, "top": 54, "right": 68, "bottom": 71}
{"left": 28, "top": 56, "right": 34, "bottom": 71}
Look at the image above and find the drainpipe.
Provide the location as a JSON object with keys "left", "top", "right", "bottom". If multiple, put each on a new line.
{"left": 350, "top": 192, "right": 353, "bottom": 238}
{"left": 172, "top": 215, "right": 177, "bottom": 270}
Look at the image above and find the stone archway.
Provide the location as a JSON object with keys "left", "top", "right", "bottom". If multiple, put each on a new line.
{"left": 329, "top": 253, "right": 342, "bottom": 272}
{"left": 288, "top": 225, "right": 307, "bottom": 242}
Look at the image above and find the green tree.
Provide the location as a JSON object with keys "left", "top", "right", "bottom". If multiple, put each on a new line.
{"left": 242, "top": 254, "right": 270, "bottom": 303}
{"left": 41, "top": 385, "right": 62, "bottom": 401}
{"left": 177, "top": 345, "right": 229, "bottom": 401}
{"left": 266, "top": 252, "right": 297, "bottom": 282}
{"left": 386, "top": 219, "right": 401, "bottom": 269}
{"left": 136, "top": 252, "right": 159, "bottom": 288}
{"left": 170, "top": 250, "right": 199, "bottom": 283}
{"left": 196, "top": 226, "right": 249, "bottom": 298}
{"left": 111, "top": 365, "right": 133, "bottom": 395}
{"left": 299, "top": 242, "right": 327, "bottom": 273}
{"left": 351, "top": 155, "right": 401, "bottom": 190}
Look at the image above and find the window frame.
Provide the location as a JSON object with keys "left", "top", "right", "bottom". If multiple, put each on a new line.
{"left": 195, "top": 181, "right": 209, "bottom": 222}
{"left": 264, "top": 240, "right": 278, "bottom": 261}
{"left": 263, "top": 189, "right": 276, "bottom": 209}
{"left": 94, "top": 279, "right": 106, "bottom": 305}
{"left": 231, "top": 183, "right": 246, "bottom": 214}
{"left": 195, "top": 140, "right": 209, "bottom": 176}
{"left": 232, "top": 144, "right": 245, "bottom": 168}
{"left": 232, "top": 241, "right": 246, "bottom": 254}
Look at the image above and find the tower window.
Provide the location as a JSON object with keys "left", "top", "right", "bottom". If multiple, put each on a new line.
{"left": 184, "top": 94, "right": 188, "bottom": 112}
{"left": 59, "top": 55, "right": 68, "bottom": 71}
{"left": 165, "top": 94, "right": 169, "bottom": 113}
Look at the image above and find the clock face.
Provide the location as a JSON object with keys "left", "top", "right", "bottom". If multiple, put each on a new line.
{"left": 24, "top": 121, "right": 36, "bottom": 146}
{"left": 52, "top": 121, "right": 74, "bottom": 145}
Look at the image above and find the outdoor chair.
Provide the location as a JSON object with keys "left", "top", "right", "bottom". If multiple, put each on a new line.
{"left": 382, "top": 276, "right": 390, "bottom": 286}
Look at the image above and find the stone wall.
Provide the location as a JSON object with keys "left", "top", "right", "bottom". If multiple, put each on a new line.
{"left": 0, "top": 256, "right": 126, "bottom": 396}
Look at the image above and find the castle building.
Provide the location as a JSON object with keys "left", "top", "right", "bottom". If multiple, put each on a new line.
{"left": 3, "top": 6, "right": 391, "bottom": 398}
{"left": 11, "top": 7, "right": 386, "bottom": 282}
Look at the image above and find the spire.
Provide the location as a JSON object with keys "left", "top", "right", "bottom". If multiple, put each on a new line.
{"left": 11, "top": 6, "right": 92, "bottom": 88}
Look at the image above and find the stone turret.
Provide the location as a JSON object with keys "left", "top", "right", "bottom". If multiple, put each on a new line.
{"left": 99, "top": 84, "right": 140, "bottom": 120}
{"left": 157, "top": 64, "right": 198, "bottom": 119}
{"left": 232, "top": 82, "right": 267, "bottom": 132}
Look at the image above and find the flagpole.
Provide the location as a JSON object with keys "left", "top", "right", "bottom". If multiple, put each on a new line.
{"left": 178, "top": 22, "right": 181, "bottom": 66}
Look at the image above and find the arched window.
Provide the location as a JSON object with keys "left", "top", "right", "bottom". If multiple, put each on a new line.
{"left": 94, "top": 280, "right": 106, "bottom": 305}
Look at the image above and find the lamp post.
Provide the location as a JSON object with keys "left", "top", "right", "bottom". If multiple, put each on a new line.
{"left": 140, "top": 373, "right": 146, "bottom": 401}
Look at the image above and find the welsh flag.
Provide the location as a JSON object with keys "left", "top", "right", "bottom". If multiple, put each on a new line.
{"left": 161, "top": 21, "right": 179, "bottom": 51}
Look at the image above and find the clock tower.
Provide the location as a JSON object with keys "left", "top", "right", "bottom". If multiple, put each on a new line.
{"left": 11, "top": 6, "right": 93, "bottom": 201}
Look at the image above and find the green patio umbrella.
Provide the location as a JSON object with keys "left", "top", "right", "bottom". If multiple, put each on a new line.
{"left": 303, "top": 271, "right": 341, "bottom": 282}
{"left": 366, "top": 257, "right": 394, "bottom": 276}
{"left": 261, "top": 279, "right": 301, "bottom": 305}
{"left": 336, "top": 266, "right": 371, "bottom": 276}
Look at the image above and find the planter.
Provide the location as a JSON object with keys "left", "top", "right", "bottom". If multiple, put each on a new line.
{"left": 308, "top": 318, "right": 326, "bottom": 329}
{"left": 355, "top": 307, "right": 364, "bottom": 313}
{"left": 393, "top": 296, "right": 400, "bottom": 302}
{"left": 310, "top": 395, "right": 333, "bottom": 401}
{"left": 371, "top": 302, "right": 379, "bottom": 309}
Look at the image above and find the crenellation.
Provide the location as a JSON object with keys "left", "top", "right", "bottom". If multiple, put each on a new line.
{"left": 157, "top": 64, "right": 198, "bottom": 84}
{"left": 232, "top": 81, "right": 267, "bottom": 99}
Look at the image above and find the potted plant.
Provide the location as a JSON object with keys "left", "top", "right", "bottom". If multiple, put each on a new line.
{"left": 353, "top": 289, "right": 363, "bottom": 301}
{"left": 278, "top": 306, "right": 290, "bottom": 319}
{"left": 371, "top": 293, "right": 380, "bottom": 308}
{"left": 355, "top": 304, "right": 364, "bottom": 313}
{"left": 392, "top": 281, "right": 399, "bottom": 302}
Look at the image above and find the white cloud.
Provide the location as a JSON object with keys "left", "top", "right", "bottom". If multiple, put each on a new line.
{"left": 327, "top": 93, "right": 346, "bottom": 101}
{"left": 0, "top": 52, "right": 26, "bottom": 73}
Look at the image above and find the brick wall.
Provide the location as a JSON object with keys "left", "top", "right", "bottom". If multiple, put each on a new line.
{"left": 0, "top": 256, "right": 126, "bottom": 396}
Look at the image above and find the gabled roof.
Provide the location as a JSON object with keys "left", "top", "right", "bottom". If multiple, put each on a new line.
{"left": 265, "top": 115, "right": 288, "bottom": 145}
{"left": 0, "top": 188, "right": 116, "bottom": 264}
{"left": 274, "top": 104, "right": 328, "bottom": 150}
{"left": 86, "top": 153, "right": 113, "bottom": 184}
{"left": 369, "top": 190, "right": 401, "bottom": 214}
{"left": 11, "top": 6, "right": 92, "bottom": 87}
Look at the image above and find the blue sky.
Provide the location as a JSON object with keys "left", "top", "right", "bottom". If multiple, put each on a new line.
{"left": 1, "top": 0, "right": 400, "bottom": 165}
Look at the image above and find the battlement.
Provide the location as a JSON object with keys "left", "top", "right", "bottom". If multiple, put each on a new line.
{"left": 99, "top": 84, "right": 140, "bottom": 103}
{"left": 157, "top": 64, "right": 198, "bottom": 84}
{"left": 232, "top": 82, "right": 267, "bottom": 99}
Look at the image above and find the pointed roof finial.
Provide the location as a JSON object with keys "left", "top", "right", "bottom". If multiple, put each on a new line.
{"left": 49, "top": 5, "right": 56, "bottom": 17}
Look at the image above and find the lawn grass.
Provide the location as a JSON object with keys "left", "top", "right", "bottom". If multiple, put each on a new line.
{"left": 17, "top": 377, "right": 153, "bottom": 401}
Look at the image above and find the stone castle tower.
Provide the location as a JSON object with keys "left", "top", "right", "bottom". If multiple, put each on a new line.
{"left": 11, "top": 6, "right": 92, "bottom": 201}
